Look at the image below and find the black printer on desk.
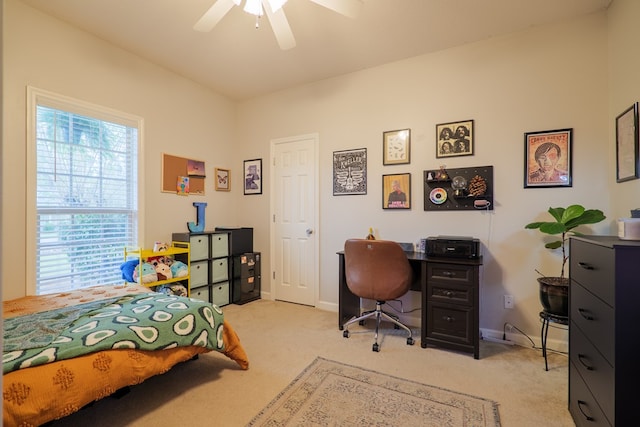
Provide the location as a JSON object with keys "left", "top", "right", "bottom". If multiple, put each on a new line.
{"left": 426, "top": 236, "right": 480, "bottom": 259}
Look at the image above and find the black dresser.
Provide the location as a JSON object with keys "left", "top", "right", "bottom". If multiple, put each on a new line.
{"left": 568, "top": 236, "right": 640, "bottom": 427}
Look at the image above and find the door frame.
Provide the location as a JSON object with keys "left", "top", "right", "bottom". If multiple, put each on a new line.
{"left": 269, "top": 133, "right": 320, "bottom": 305}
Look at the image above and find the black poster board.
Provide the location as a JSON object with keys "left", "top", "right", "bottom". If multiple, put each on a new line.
{"left": 424, "top": 165, "right": 493, "bottom": 211}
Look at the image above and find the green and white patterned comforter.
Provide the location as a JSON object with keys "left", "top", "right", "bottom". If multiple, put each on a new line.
{"left": 3, "top": 292, "right": 225, "bottom": 374}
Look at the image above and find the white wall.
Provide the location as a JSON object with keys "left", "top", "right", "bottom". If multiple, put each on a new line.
{"left": 608, "top": 0, "right": 640, "bottom": 218}
{"left": 236, "top": 12, "right": 611, "bottom": 345}
{"left": 2, "top": 0, "right": 239, "bottom": 300}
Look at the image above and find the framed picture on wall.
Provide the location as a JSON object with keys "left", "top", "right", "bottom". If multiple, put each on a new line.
{"left": 615, "top": 102, "right": 639, "bottom": 183}
{"left": 382, "top": 173, "right": 411, "bottom": 209}
{"left": 244, "top": 159, "right": 262, "bottom": 195}
{"left": 524, "top": 128, "right": 572, "bottom": 188}
{"left": 333, "top": 148, "right": 367, "bottom": 195}
{"left": 436, "top": 120, "right": 474, "bottom": 158}
{"left": 383, "top": 129, "right": 411, "bottom": 165}
{"left": 215, "top": 167, "right": 230, "bottom": 191}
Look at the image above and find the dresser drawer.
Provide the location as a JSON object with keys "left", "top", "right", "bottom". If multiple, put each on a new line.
{"left": 426, "top": 302, "right": 474, "bottom": 346}
{"left": 189, "top": 234, "right": 209, "bottom": 260}
{"left": 570, "top": 239, "right": 614, "bottom": 306}
{"left": 211, "top": 257, "right": 229, "bottom": 282}
{"left": 191, "top": 260, "right": 209, "bottom": 287}
{"left": 570, "top": 322, "right": 614, "bottom": 420}
{"left": 427, "top": 263, "right": 474, "bottom": 286}
{"left": 569, "top": 362, "right": 612, "bottom": 427}
{"left": 427, "top": 282, "right": 473, "bottom": 306}
{"left": 211, "top": 233, "right": 229, "bottom": 258}
{"left": 571, "top": 282, "right": 614, "bottom": 364}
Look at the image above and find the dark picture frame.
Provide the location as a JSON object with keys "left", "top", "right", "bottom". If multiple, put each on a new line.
{"left": 215, "top": 167, "right": 230, "bottom": 191}
{"left": 382, "top": 129, "right": 411, "bottom": 165}
{"left": 243, "top": 158, "right": 262, "bottom": 195}
{"left": 333, "top": 148, "right": 367, "bottom": 195}
{"left": 615, "top": 103, "right": 639, "bottom": 183}
{"left": 524, "top": 128, "right": 572, "bottom": 188}
{"left": 436, "top": 119, "right": 474, "bottom": 158}
{"left": 382, "top": 173, "right": 411, "bottom": 209}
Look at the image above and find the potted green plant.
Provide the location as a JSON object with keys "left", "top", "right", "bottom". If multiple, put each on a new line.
{"left": 525, "top": 204, "right": 606, "bottom": 316}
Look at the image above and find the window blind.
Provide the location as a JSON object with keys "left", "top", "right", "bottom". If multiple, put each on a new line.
{"left": 35, "top": 105, "right": 138, "bottom": 294}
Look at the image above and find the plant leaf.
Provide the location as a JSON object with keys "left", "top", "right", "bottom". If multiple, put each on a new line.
{"left": 548, "top": 207, "right": 565, "bottom": 222}
{"left": 560, "top": 205, "right": 585, "bottom": 224}
{"left": 564, "top": 209, "right": 606, "bottom": 229}
{"left": 524, "top": 222, "right": 543, "bottom": 229}
{"left": 539, "top": 222, "right": 566, "bottom": 235}
{"left": 545, "top": 241, "right": 562, "bottom": 249}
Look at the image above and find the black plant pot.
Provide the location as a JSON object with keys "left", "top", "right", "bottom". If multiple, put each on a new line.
{"left": 537, "top": 277, "right": 569, "bottom": 317}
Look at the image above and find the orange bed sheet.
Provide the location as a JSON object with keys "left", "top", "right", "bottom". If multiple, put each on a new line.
{"left": 3, "top": 284, "right": 249, "bottom": 426}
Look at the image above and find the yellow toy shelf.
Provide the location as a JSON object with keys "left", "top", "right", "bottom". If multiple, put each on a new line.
{"left": 124, "top": 241, "right": 191, "bottom": 295}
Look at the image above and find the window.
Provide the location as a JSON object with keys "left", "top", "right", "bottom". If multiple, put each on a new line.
{"left": 27, "top": 87, "right": 143, "bottom": 295}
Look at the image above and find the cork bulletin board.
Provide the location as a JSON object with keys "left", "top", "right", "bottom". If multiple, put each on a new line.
{"left": 162, "top": 153, "right": 206, "bottom": 195}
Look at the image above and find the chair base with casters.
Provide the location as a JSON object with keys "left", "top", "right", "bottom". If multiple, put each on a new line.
{"left": 342, "top": 300, "right": 414, "bottom": 352}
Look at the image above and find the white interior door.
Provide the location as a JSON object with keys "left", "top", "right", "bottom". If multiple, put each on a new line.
{"left": 270, "top": 134, "right": 318, "bottom": 306}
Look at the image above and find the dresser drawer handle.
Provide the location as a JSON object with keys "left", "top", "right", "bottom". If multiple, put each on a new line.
{"left": 577, "top": 262, "right": 594, "bottom": 270}
{"left": 578, "top": 308, "right": 595, "bottom": 321}
{"left": 444, "top": 291, "right": 455, "bottom": 298}
{"left": 577, "top": 400, "right": 595, "bottom": 422}
{"left": 578, "top": 354, "right": 595, "bottom": 371}
{"left": 442, "top": 271, "right": 453, "bottom": 277}
{"left": 442, "top": 316, "right": 455, "bottom": 322}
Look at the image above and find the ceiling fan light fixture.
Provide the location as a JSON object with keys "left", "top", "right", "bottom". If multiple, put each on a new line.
{"left": 243, "top": 0, "right": 263, "bottom": 16}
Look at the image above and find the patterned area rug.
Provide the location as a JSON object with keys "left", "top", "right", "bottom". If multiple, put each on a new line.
{"left": 248, "top": 357, "right": 501, "bottom": 426}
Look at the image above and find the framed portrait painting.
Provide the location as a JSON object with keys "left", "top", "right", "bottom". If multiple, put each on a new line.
{"left": 382, "top": 173, "right": 411, "bottom": 209}
{"left": 615, "top": 103, "right": 639, "bottom": 183}
{"left": 383, "top": 129, "right": 411, "bottom": 165}
{"left": 215, "top": 168, "right": 230, "bottom": 191}
{"left": 243, "top": 159, "right": 262, "bottom": 195}
{"left": 436, "top": 120, "right": 474, "bottom": 158}
{"left": 524, "top": 128, "right": 572, "bottom": 188}
{"left": 333, "top": 148, "right": 367, "bottom": 195}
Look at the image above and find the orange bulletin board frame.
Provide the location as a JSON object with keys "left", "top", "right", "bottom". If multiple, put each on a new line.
{"left": 162, "top": 153, "right": 205, "bottom": 195}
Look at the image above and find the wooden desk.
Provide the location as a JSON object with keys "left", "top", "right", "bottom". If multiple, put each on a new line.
{"left": 337, "top": 251, "right": 482, "bottom": 359}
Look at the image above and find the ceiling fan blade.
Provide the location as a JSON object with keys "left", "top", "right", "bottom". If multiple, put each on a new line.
{"left": 308, "top": 0, "right": 363, "bottom": 19}
{"left": 193, "top": 0, "right": 237, "bottom": 32}
{"left": 263, "top": 0, "right": 296, "bottom": 50}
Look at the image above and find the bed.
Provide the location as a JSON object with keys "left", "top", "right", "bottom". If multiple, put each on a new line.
{"left": 2, "top": 284, "right": 249, "bottom": 426}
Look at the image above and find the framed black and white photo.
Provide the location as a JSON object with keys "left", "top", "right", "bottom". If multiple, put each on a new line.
{"left": 383, "top": 129, "right": 411, "bottom": 165}
{"left": 243, "top": 159, "right": 262, "bottom": 195}
{"left": 616, "top": 103, "right": 639, "bottom": 183}
{"left": 382, "top": 173, "right": 411, "bottom": 209}
{"left": 333, "top": 148, "right": 367, "bottom": 195}
{"left": 524, "top": 128, "right": 572, "bottom": 188}
{"left": 436, "top": 120, "right": 474, "bottom": 158}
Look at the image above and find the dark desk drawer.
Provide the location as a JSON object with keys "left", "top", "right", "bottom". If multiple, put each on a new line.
{"left": 571, "top": 282, "right": 614, "bottom": 364}
{"left": 427, "top": 263, "right": 474, "bottom": 286}
{"left": 570, "top": 322, "right": 613, "bottom": 420}
{"left": 570, "top": 239, "right": 614, "bottom": 306}
{"left": 427, "top": 282, "right": 473, "bottom": 306}
{"left": 570, "top": 362, "right": 612, "bottom": 427}
{"left": 426, "top": 302, "right": 473, "bottom": 346}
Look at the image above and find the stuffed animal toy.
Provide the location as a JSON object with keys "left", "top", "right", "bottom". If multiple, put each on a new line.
{"left": 170, "top": 260, "right": 188, "bottom": 278}
{"left": 133, "top": 262, "right": 158, "bottom": 283}
{"left": 155, "top": 285, "right": 173, "bottom": 295}
{"left": 120, "top": 259, "right": 139, "bottom": 283}
{"left": 169, "top": 284, "right": 188, "bottom": 297}
{"left": 153, "top": 242, "right": 169, "bottom": 252}
{"left": 152, "top": 260, "right": 173, "bottom": 281}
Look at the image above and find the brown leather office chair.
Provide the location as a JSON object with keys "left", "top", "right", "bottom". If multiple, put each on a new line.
{"left": 342, "top": 239, "right": 415, "bottom": 352}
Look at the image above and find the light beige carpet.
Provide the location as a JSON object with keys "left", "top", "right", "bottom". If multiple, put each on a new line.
{"left": 248, "top": 357, "right": 500, "bottom": 426}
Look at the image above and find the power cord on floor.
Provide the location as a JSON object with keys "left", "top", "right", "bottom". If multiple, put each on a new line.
{"left": 503, "top": 321, "right": 568, "bottom": 356}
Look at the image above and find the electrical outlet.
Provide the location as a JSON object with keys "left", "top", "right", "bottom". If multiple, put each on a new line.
{"left": 504, "top": 295, "right": 514, "bottom": 309}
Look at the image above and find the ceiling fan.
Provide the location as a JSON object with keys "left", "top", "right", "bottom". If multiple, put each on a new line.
{"left": 194, "top": 0, "right": 363, "bottom": 50}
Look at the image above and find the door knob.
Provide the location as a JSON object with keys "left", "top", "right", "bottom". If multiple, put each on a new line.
{"left": 306, "top": 228, "right": 313, "bottom": 236}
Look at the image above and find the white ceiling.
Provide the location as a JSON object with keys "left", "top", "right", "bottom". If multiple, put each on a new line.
{"left": 19, "top": 0, "right": 612, "bottom": 101}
